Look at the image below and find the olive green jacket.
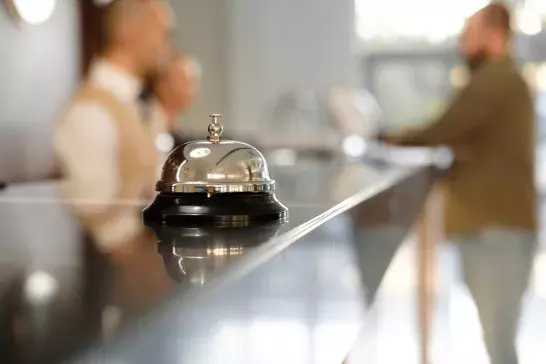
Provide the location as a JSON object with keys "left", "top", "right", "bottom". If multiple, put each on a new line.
{"left": 394, "top": 59, "right": 536, "bottom": 236}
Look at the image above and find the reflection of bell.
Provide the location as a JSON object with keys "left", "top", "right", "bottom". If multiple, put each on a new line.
{"left": 143, "top": 114, "right": 288, "bottom": 225}
{"left": 148, "top": 221, "right": 284, "bottom": 284}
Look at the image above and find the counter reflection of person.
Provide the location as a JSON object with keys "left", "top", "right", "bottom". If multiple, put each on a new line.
{"left": 53, "top": 0, "right": 173, "bottom": 252}
{"left": 382, "top": 4, "right": 536, "bottom": 364}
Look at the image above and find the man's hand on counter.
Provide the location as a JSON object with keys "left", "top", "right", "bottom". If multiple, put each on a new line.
{"left": 376, "top": 132, "right": 399, "bottom": 145}
{"left": 376, "top": 124, "right": 429, "bottom": 146}
{"left": 376, "top": 130, "right": 407, "bottom": 145}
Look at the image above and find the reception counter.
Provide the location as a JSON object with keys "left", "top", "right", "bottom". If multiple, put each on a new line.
{"left": 0, "top": 155, "right": 434, "bottom": 364}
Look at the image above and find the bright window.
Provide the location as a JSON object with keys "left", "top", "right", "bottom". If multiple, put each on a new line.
{"left": 356, "top": 0, "right": 489, "bottom": 42}
{"left": 355, "top": 0, "right": 546, "bottom": 42}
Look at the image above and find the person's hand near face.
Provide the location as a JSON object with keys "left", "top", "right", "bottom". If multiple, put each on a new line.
{"left": 154, "top": 54, "right": 202, "bottom": 130}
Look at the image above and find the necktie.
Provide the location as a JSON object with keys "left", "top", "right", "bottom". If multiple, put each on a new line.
{"left": 138, "top": 84, "right": 154, "bottom": 124}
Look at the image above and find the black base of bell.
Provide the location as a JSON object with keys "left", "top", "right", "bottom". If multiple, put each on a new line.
{"left": 142, "top": 192, "right": 288, "bottom": 226}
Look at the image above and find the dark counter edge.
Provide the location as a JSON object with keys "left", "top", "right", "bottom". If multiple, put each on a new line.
{"left": 70, "top": 165, "right": 431, "bottom": 363}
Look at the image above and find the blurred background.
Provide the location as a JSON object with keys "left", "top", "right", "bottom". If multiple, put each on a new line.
{"left": 1, "top": 0, "right": 546, "bottom": 363}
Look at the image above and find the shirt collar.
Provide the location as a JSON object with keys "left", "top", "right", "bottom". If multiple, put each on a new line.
{"left": 88, "top": 59, "right": 143, "bottom": 103}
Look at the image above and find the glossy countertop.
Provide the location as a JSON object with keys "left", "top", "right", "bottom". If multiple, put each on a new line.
{"left": 0, "top": 154, "right": 433, "bottom": 364}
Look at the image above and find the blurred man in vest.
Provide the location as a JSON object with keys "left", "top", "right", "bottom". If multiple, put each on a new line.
{"left": 54, "top": 0, "right": 174, "bottom": 251}
{"left": 382, "top": 4, "right": 536, "bottom": 364}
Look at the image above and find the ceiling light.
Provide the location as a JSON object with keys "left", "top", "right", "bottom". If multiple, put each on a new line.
{"left": 7, "top": 0, "right": 57, "bottom": 25}
{"left": 516, "top": 6, "right": 542, "bottom": 36}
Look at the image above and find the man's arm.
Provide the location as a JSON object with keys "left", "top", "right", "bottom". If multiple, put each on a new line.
{"left": 391, "top": 65, "right": 506, "bottom": 147}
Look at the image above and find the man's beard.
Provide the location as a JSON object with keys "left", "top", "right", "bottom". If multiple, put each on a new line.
{"left": 464, "top": 51, "right": 488, "bottom": 73}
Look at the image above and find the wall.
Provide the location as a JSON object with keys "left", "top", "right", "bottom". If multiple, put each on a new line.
{"left": 169, "top": 0, "right": 228, "bottom": 136}
{"left": 169, "top": 0, "right": 356, "bottom": 138}
{"left": 226, "top": 0, "right": 357, "bottom": 137}
{"left": 0, "top": 1, "right": 80, "bottom": 182}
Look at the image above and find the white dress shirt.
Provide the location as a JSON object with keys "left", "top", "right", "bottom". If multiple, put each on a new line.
{"left": 54, "top": 60, "right": 170, "bottom": 251}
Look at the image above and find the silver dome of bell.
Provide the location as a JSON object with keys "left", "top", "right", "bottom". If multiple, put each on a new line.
{"left": 156, "top": 114, "right": 275, "bottom": 194}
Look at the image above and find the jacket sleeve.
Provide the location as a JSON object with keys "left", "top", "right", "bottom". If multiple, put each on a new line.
{"left": 394, "top": 66, "right": 506, "bottom": 147}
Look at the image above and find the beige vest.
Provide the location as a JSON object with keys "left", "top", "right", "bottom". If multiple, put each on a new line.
{"left": 60, "top": 85, "right": 159, "bottom": 237}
